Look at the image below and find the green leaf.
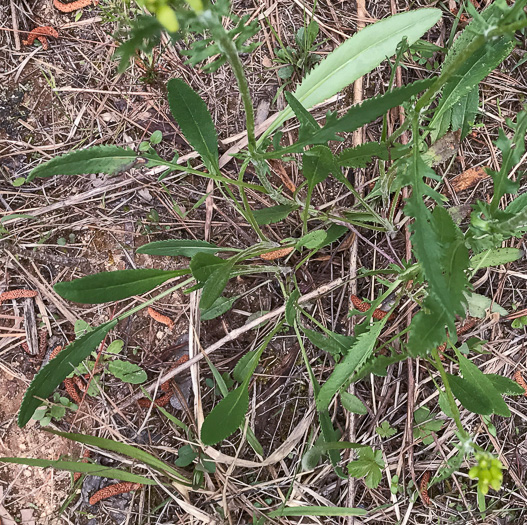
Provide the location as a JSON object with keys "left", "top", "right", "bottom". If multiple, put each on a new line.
{"left": 190, "top": 253, "right": 228, "bottom": 282}
{"left": 340, "top": 391, "right": 367, "bottom": 415}
{"left": 303, "top": 145, "right": 334, "bottom": 189}
{"left": 338, "top": 141, "right": 409, "bottom": 168}
{"left": 451, "top": 86, "right": 479, "bottom": 140}
{"left": 268, "top": 507, "right": 366, "bottom": 518}
{"left": 45, "top": 429, "right": 188, "bottom": 482}
{"left": 376, "top": 421, "right": 397, "bottom": 438}
{"left": 200, "top": 384, "right": 249, "bottom": 446}
{"left": 149, "top": 130, "right": 162, "bottom": 144}
{"left": 470, "top": 247, "right": 523, "bottom": 269}
{"left": 311, "top": 79, "right": 434, "bottom": 144}
{"left": 199, "top": 261, "right": 235, "bottom": 310}
{"left": 295, "top": 230, "right": 327, "bottom": 250}
{"left": 232, "top": 351, "right": 258, "bottom": 383}
{"left": 27, "top": 146, "right": 138, "bottom": 181}
{"left": 200, "top": 295, "right": 238, "bottom": 320}
{"left": 489, "top": 110, "right": 527, "bottom": 214}
{"left": 452, "top": 352, "right": 511, "bottom": 417}
{"left": 105, "top": 339, "right": 124, "bottom": 355}
{"left": 54, "top": 269, "right": 185, "bottom": 304}
{"left": 263, "top": 9, "right": 441, "bottom": 137}
{"left": 285, "top": 289, "right": 300, "bottom": 326}
{"left": 136, "top": 240, "right": 221, "bottom": 257}
{"left": 487, "top": 374, "right": 526, "bottom": 396}
{"left": 447, "top": 373, "right": 494, "bottom": 415}
{"left": 347, "top": 446, "right": 385, "bottom": 489}
{"left": 108, "top": 360, "right": 147, "bottom": 384}
{"left": 464, "top": 292, "right": 508, "bottom": 318}
{"left": 505, "top": 192, "right": 527, "bottom": 215}
{"left": 18, "top": 321, "right": 117, "bottom": 427}
{"left": 301, "top": 326, "right": 353, "bottom": 358}
{"left": 428, "top": 3, "right": 514, "bottom": 134}
{"left": 317, "top": 322, "right": 383, "bottom": 411}
{"left": 174, "top": 445, "right": 198, "bottom": 467}
{"left": 0, "top": 457, "right": 155, "bottom": 485}
{"left": 167, "top": 78, "right": 219, "bottom": 172}
{"left": 253, "top": 204, "right": 298, "bottom": 225}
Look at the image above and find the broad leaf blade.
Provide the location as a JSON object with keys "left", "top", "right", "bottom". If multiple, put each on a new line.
{"left": 200, "top": 384, "right": 249, "bottom": 445}
{"left": 54, "top": 269, "right": 185, "bottom": 304}
{"left": 470, "top": 247, "right": 523, "bottom": 269}
{"left": 27, "top": 146, "right": 138, "bottom": 181}
{"left": 167, "top": 78, "right": 219, "bottom": 171}
{"left": 136, "top": 240, "right": 220, "bottom": 257}
{"left": 18, "top": 320, "right": 117, "bottom": 427}
{"left": 263, "top": 9, "right": 441, "bottom": 137}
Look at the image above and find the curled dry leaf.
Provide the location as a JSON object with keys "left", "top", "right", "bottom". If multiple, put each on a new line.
{"left": 260, "top": 246, "right": 294, "bottom": 260}
{"left": 450, "top": 166, "right": 489, "bottom": 192}
{"left": 147, "top": 307, "right": 175, "bottom": 330}
{"left": 53, "top": 0, "right": 99, "bottom": 12}
{"left": 89, "top": 481, "right": 142, "bottom": 505}
{"left": 22, "top": 27, "right": 58, "bottom": 50}
{"left": 514, "top": 371, "right": 527, "bottom": 396}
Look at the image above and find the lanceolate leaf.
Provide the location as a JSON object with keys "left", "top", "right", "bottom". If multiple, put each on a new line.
{"left": 338, "top": 142, "right": 409, "bottom": 168}
{"left": 200, "top": 384, "right": 249, "bottom": 445}
{"left": 18, "top": 320, "right": 117, "bottom": 427}
{"left": 199, "top": 261, "right": 235, "bottom": 310}
{"left": 0, "top": 457, "right": 155, "bottom": 485}
{"left": 200, "top": 295, "right": 238, "bottom": 320}
{"left": 253, "top": 204, "right": 299, "bottom": 225}
{"left": 46, "top": 429, "right": 189, "bottom": 481}
{"left": 310, "top": 79, "right": 434, "bottom": 144}
{"left": 428, "top": 2, "right": 514, "bottom": 132}
{"left": 263, "top": 9, "right": 441, "bottom": 138}
{"left": 167, "top": 78, "right": 219, "bottom": 172}
{"left": 27, "top": 146, "right": 138, "bottom": 181}
{"left": 469, "top": 247, "right": 523, "bottom": 269}
{"left": 190, "top": 253, "right": 229, "bottom": 282}
{"left": 317, "top": 322, "right": 383, "bottom": 411}
{"left": 136, "top": 240, "right": 221, "bottom": 257}
{"left": 54, "top": 269, "right": 186, "bottom": 304}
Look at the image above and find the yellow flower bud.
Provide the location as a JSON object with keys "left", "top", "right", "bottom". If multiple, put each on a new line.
{"left": 184, "top": 0, "right": 204, "bottom": 12}
{"left": 156, "top": 4, "right": 180, "bottom": 32}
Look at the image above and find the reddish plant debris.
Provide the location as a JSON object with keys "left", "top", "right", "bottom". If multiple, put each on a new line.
{"left": 420, "top": 471, "right": 431, "bottom": 505}
{"left": 450, "top": 166, "right": 489, "bottom": 192}
{"left": 38, "top": 328, "right": 48, "bottom": 359}
{"left": 73, "top": 450, "right": 91, "bottom": 483}
{"left": 137, "top": 352, "right": 190, "bottom": 408}
{"left": 64, "top": 377, "right": 82, "bottom": 405}
{"left": 53, "top": 0, "right": 99, "bottom": 12}
{"left": 0, "top": 289, "right": 37, "bottom": 304}
{"left": 514, "top": 371, "right": 527, "bottom": 396}
{"left": 22, "top": 26, "right": 58, "bottom": 50}
{"left": 49, "top": 344, "right": 63, "bottom": 360}
{"left": 89, "top": 481, "right": 142, "bottom": 505}
{"left": 137, "top": 392, "right": 172, "bottom": 408}
{"left": 147, "top": 307, "right": 175, "bottom": 330}
{"left": 260, "top": 246, "right": 294, "bottom": 260}
{"left": 350, "top": 295, "right": 394, "bottom": 320}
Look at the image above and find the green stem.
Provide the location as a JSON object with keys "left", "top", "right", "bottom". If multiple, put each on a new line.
{"left": 199, "top": 10, "right": 256, "bottom": 155}
{"left": 431, "top": 347, "right": 468, "bottom": 438}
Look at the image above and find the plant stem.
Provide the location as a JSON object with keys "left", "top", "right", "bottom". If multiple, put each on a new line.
{"left": 431, "top": 347, "right": 468, "bottom": 438}
{"left": 200, "top": 11, "right": 257, "bottom": 155}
